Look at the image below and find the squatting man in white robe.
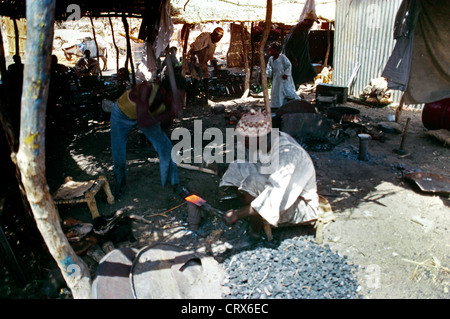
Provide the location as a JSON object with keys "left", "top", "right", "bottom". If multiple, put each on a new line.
{"left": 219, "top": 111, "right": 320, "bottom": 239}
{"left": 266, "top": 42, "right": 300, "bottom": 109}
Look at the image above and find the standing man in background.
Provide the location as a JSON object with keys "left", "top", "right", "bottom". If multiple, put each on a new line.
{"left": 282, "top": 11, "right": 318, "bottom": 87}
{"left": 266, "top": 42, "right": 300, "bottom": 109}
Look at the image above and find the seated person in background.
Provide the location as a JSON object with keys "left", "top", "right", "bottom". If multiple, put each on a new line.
{"left": 7, "top": 54, "right": 24, "bottom": 101}
{"left": 219, "top": 110, "right": 320, "bottom": 239}
{"left": 48, "top": 55, "right": 72, "bottom": 111}
{"left": 7, "top": 54, "right": 24, "bottom": 82}
{"left": 6, "top": 54, "right": 24, "bottom": 134}
{"left": 110, "top": 69, "right": 186, "bottom": 199}
{"left": 74, "top": 50, "right": 100, "bottom": 77}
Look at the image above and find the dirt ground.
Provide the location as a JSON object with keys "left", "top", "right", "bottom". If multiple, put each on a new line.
{"left": 1, "top": 18, "right": 449, "bottom": 299}
{"left": 1, "top": 87, "right": 449, "bottom": 299}
{"left": 34, "top": 89, "right": 448, "bottom": 299}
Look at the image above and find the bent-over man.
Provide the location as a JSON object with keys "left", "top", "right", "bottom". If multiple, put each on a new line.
{"left": 110, "top": 70, "right": 186, "bottom": 199}
{"left": 219, "top": 111, "right": 320, "bottom": 239}
{"left": 182, "top": 27, "right": 224, "bottom": 103}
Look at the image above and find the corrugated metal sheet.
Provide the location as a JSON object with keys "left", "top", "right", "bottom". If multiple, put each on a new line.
{"left": 333, "top": 0, "right": 416, "bottom": 107}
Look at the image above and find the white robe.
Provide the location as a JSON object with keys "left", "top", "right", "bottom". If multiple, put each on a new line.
{"left": 266, "top": 54, "right": 300, "bottom": 109}
{"left": 219, "top": 132, "right": 319, "bottom": 227}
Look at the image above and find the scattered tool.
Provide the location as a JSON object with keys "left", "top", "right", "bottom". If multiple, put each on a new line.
{"left": 394, "top": 117, "right": 411, "bottom": 155}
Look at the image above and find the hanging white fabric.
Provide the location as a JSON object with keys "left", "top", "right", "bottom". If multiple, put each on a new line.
{"left": 299, "top": 0, "right": 318, "bottom": 22}
{"left": 138, "top": 0, "right": 174, "bottom": 82}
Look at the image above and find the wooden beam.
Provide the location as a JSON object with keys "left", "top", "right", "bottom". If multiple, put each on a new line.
{"left": 241, "top": 22, "right": 250, "bottom": 99}
{"left": 250, "top": 22, "right": 254, "bottom": 81}
{"left": 259, "top": 0, "right": 272, "bottom": 118}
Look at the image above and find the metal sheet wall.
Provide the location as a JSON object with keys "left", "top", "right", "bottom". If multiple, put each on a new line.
{"left": 333, "top": 0, "right": 413, "bottom": 106}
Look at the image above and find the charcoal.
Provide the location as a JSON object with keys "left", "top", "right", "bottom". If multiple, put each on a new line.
{"left": 221, "top": 236, "right": 362, "bottom": 299}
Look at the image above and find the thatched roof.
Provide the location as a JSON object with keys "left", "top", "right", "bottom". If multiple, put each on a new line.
{"left": 171, "top": 0, "right": 335, "bottom": 24}
{"left": 1, "top": 0, "right": 335, "bottom": 24}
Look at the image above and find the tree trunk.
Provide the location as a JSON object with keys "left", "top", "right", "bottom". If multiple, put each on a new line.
{"left": 259, "top": 0, "right": 273, "bottom": 118}
{"left": 16, "top": 0, "right": 92, "bottom": 299}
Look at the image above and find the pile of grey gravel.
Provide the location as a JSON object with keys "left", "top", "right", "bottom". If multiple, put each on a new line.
{"left": 221, "top": 236, "right": 362, "bottom": 299}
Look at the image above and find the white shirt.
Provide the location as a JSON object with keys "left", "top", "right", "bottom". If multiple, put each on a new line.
{"left": 220, "top": 132, "right": 319, "bottom": 227}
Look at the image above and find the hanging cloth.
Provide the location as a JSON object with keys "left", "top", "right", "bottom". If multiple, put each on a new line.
{"left": 404, "top": 0, "right": 450, "bottom": 104}
{"left": 381, "top": 0, "right": 421, "bottom": 92}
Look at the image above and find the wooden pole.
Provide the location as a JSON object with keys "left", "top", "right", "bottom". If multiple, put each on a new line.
{"left": 250, "top": 22, "right": 254, "bottom": 82}
{"left": 89, "top": 16, "right": 102, "bottom": 76}
{"left": 16, "top": 0, "right": 92, "bottom": 299}
{"left": 0, "top": 26, "right": 17, "bottom": 150}
{"left": 0, "top": 26, "right": 7, "bottom": 78}
{"left": 182, "top": 23, "right": 190, "bottom": 73}
{"left": 13, "top": 18, "right": 20, "bottom": 56}
{"left": 122, "top": 13, "right": 135, "bottom": 85}
{"left": 109, "top": 16, "right": 120, "bottom": 73}
{"left": 259, "top": 0, "right": 273, "bottom": 118}
{"left": 324, "top": 20, "right": 330, "bottom": 67}
{"left": 241, "top": 22, "right": 250, "bottom": 99}
{"left": 395, "top": 93, "right": 405, "bottom": 123}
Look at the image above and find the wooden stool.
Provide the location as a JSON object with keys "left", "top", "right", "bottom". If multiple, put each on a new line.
{"left": 53, "top": 175, "right": 115, "bottom": 219}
